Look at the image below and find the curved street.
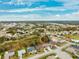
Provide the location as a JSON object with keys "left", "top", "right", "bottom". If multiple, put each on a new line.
{"left": 27, "top": 41, "right": 73, "bottom": 59}
{"left": 55, "top": 49, "right": 72, "bottom": 59}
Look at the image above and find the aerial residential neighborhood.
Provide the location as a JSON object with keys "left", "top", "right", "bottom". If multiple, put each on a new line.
{"left": 0, "top": 0, "right": 79, "bottom": 59}
{"left": 0, "top": 22, "right": 79, "bottom": 59}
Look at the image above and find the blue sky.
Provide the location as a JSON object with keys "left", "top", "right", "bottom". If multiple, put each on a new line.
{"left": 0, "top": 0, "right": 79, "bottom": 21}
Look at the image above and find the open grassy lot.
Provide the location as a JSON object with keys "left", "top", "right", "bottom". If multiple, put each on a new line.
{"left": 0, "top": 34, "right": 50, "bottom": 59}
{"left": 56, "top": 42, "right": 67, "bottom": 47}
{"left": 64, "top": 34, "right": 79, "bottom": 40}
{"left": 0, "top": 35, "right": 40, "bottom": 59}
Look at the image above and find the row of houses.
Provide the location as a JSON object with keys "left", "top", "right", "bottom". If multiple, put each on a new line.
{"left": 0, "top": 42, "right": 56, "bottom": 59}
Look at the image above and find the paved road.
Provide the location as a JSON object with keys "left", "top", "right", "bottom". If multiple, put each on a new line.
{"left": 55, "top": 49, "right": 72, "bottom": 59}
{"left": 28, "top": 50, "right": 54, "bottom": 59}
{"left": 27, "top": 41, "right": 73, "bottom": 59}
{"left": 28, "top": 49, "right": 73, "bottom": 59}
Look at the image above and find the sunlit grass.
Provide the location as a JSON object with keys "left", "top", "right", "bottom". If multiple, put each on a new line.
{"left": 64, "top": 34, "right": 79, "bottom": 40}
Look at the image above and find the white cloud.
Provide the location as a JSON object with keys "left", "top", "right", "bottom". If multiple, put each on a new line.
{"left": 56, "top": 0, "right": 79, "bottom": 6}
{"left": 0, "top": 0, "right": 79, "bottom": 21}
{"left": 0, "top": 0, "right": 79, "bottom": 14}
{"left": 0, "top": 11, "right": 79, "bottom": 21}
{"left": 0, "top": 7, "right": 69, "bottom": 13}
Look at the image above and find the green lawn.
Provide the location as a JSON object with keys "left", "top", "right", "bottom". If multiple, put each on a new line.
{"left": 65, "top": 34, "right": 79, "bottom": 40}
{"left": 56, "top": 42, "right": 67, "bottom": 47}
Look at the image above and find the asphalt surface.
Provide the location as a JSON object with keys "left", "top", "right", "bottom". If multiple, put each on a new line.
{"left": 28, "top": 41, "right": 73, "bottom": 59}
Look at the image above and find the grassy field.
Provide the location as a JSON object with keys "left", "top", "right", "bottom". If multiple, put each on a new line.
{"left": 64, "top": 34, "right": 79, "bottom": 40}
{"left": 0, "top": 34, "right": 50, "bottom": 59}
